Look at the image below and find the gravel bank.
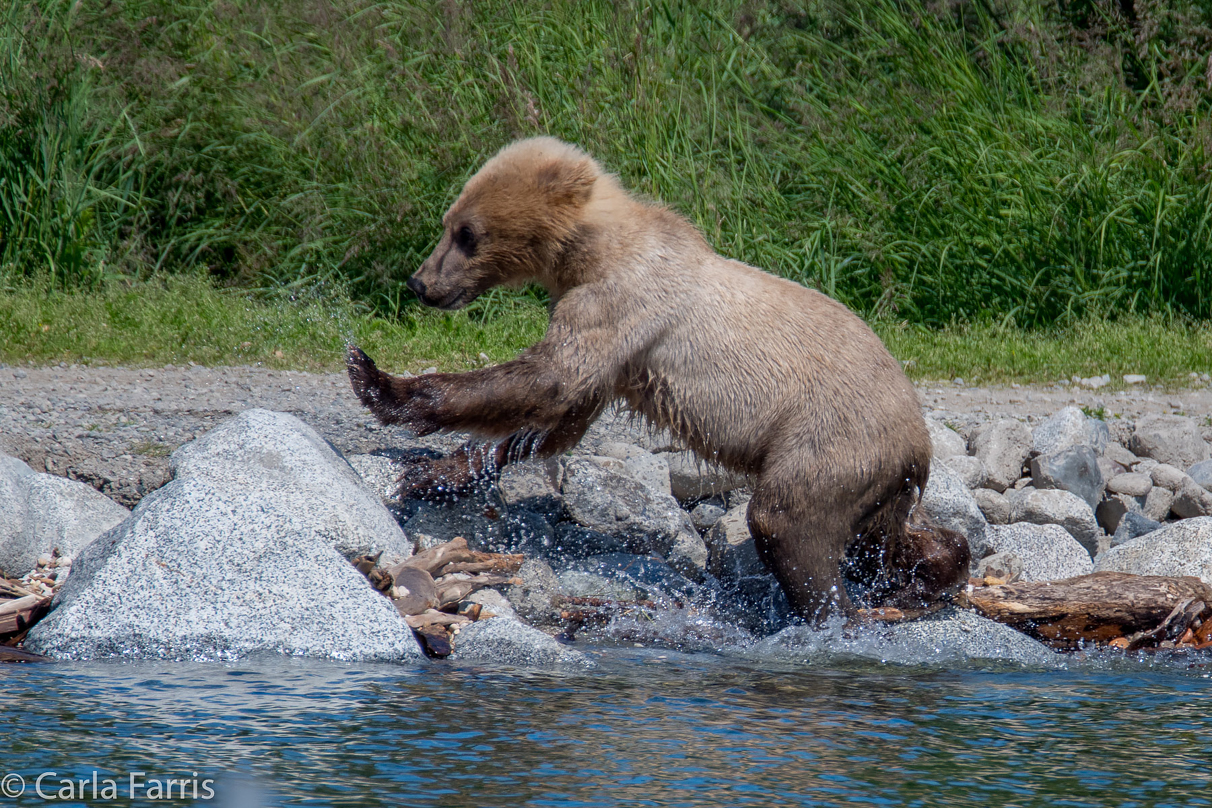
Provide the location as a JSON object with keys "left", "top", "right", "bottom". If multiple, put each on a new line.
{"left": 2, "top": 362, "right": 1210, "bottom": 507}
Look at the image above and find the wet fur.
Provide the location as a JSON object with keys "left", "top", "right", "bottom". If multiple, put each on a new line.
{"left": 347, "top": 137, "right": 969, "bottom": 621}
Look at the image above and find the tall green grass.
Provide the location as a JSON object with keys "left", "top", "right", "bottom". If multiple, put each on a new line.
{"left": 3, "top": 0, "right": 1212, "bottom": 326}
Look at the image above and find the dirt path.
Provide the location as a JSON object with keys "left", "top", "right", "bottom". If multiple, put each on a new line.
{"left": 3, "top": 362, "right": 1210, "bottom": 506}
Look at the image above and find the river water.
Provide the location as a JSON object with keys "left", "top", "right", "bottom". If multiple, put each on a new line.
{"left": 4, "top": 643, "right": 1212, "bottom": 808}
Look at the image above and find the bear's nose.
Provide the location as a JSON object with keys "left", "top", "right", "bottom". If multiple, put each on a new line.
{"left": 406, "top": 275, "right": 427, "bottom": 299}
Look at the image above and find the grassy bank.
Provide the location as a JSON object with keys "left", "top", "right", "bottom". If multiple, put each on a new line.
{"left": 2, "top": 278, "right": 1209, "bottom": 386}
{"left": 3, "top": 0, "right": 1212, "bottom": 326}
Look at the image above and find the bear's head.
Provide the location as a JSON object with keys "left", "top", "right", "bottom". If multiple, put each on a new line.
{"left": 407, "top": 137, "right": 600, "bottom": 310}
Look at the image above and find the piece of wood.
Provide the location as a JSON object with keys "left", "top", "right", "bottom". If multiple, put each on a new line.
{"left": 439, "top": 556, "right": 524, "bottom": 576}
{"left": 398, "top": 537, "right": 471, "bottom": 577}
{"left": 964, "top": 572, "right": 1212, "bottom": 649}
{"left": 0, "top": 595, "right": 52, "bottom": 639}
{"left": 412, "top": 625, "right": 453, "bottom": 658}
{"left": 0, "top": 646, "right": 51, "bottom": 663}
{"left": 434, "top": 574, "right": 521, "bottom": 608}
{"left": 390, "top": 567, "right": 439, "bottom": 616}
{"left": 403, "top": 609, "right": 472, "bottom": 630}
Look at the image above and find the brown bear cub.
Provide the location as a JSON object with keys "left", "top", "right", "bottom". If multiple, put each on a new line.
{"left": 347, "top": 137, "right": 969, "bottom": 622}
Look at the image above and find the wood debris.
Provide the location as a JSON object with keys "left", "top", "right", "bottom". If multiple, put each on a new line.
{"left": 351, "top": 537, "right": 522, "bottom": 658}
{"left": 962, "top": 571, "right": 1212, "bottom": 652}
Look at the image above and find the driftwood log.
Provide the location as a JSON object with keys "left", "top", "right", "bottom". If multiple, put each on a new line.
{"left": 963, "top": 571, "right": 1212, "bottom": 650}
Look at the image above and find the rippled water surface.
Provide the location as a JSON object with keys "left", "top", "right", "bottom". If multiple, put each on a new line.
{"left": 5, "top": 647, "right": 1212, "bottom": 807}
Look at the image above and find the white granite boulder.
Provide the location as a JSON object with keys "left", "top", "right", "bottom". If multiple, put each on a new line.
{"left": 25, "top": 410, "right": 421, "bottom": 661}
{"left": 1095, "top": 518, "right": 1212, "bottom": 585}
{"left": 1008, "top": 488, "right": 1101, "bottom": 557}
{"left": 984, "top": 523, "right": 1094, "bottom": 582}
{"left": 1032, "top": 406, "right": 1108, "bottom": 455}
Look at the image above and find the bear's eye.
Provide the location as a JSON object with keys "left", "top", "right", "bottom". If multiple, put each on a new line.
{"left": 453, "top": 225, "right": 477, "bottom": 253}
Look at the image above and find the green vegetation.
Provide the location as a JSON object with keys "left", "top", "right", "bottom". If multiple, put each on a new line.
{"left": 2, "top": 275, "right": 1209, "bottom": 385}
{"left": 4, "top": 0, "right": 1212, "bottom": 328}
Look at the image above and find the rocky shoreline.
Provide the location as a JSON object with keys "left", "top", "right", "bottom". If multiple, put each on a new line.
{"left": 3, "top": 363, "right": 1212, "bottom": 665}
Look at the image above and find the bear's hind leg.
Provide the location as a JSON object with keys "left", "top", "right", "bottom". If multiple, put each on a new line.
{"left": 746, "top": 479, "right": 864, "bottom": 623}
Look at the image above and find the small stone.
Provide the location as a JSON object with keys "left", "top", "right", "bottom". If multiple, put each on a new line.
{"left": 1150, "top": 464, "right": 1186, "bottom": 492}
{"left": 1143, "top": 486, "right": 1176, "bottom": 521}
{"left": 1187, "top": 459, "right": 1212, "bottom": 491}
{"left": 1172, "top": 476, "right": 1212, "bottom": 519}
{"left": 926, "top": 418, "right": 968, "bottom": 459}
{"left": 1106, "top": 473, "right": 1152, "bottom": 497}
{"left": 1096, "top": 493, "right": 1143, "bottom": 535}
{"left": 972, "top": 419, "right": 1032, "bottom": 493}
{"left": 972, "top": 488, "right": 1011, "bottom": 525}
{"left": 975, "top": 551, "right": 1024, "bottom": 583}
{"left": 1104, "top": 443, "right": 1139, "bottom": 468}
{"left": 943, "top": 454, "right": 987, "bottom": 489}
{"left": 690, "top": 500, "right": 726, "bottom": 530}
{"left": 1123, "top": 374, "right": 1147, "bottom": 385}
{"left": 1111, "top": 512, "right": 1162, "bottom": 548}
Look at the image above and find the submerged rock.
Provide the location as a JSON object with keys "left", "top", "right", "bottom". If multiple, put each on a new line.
{"left": 747, "top": 609, "right": 1060, "bottom": 668}
{"left": 452, "top": 617, "right": 592, "bottom": 668}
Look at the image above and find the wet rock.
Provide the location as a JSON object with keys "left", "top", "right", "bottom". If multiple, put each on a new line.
{"left": 689, "top": 499, "right": 726, "bottom": 530}
{"left": 972, "top": 419, "right": 1032, "bottom": 492}
{"left": 943, "top": 455, "right": 987, "bottom": 489}
{"left": 1095, "top": 517, "right": 1212, "bottom": 585}
{"left": 1032, "top": 406, "right": 1108, "bottom": 456}
{"left": 1143, "top": 486, "right": 1176, "bottom": 521}
{"left": 920, "top": 460, "right": 989, "bottom": 560}
{"left": 926, "top": 418, "right": 968, "bottom": 459}
{"left": 562, "top": 553, "right": 704, "bottom": 604}
{"left": 1096, "top": 493, "right": 1144, "bottom": 535}
{"left": 749, "top": 609, "right": 1059, "bottom": 667}
{"left": 549, "top": 522, "right": 628, "bottom": 560}
{"left": 665, "top": 451, "right": 749, "bottom": 501}
{"left": 597, "top": 443, "right": 671, "bottom": 497}
{"left": 171, "top": 409, "right": 412, "bottom": 564}
{"left": 1110, "top": 512, "right": 1161, "bottom": 548}
{"left": 1130, "top": 414, "right": 1211, "bottom": 470}
{"left": 1106, "top": 473, "right": 1152, "bottom": 497}
{"left": 975, "top": 551, "right": 1024, "bottom": 583}
{"left": 557, "top": 569, "right": 646, "bottom": 601}
{"left": 25, "top": 473, "right": 422, "bottom": 661}
{"left": 561, "top": 457, "right": 704, "bottom": 574}
{"left": 1188, "top": 459, "right": 1212, "bottom": 491}
{"left": 503, "top": 558, "right": 562, "bottom": 626}
{"left": 705, "top": 504, "right": 758, "bottom": 580}
{"left": 451, "top": 616, "right": 592, "bottom": 668}
{"left": 497, "top": 458, "right": 563, "bottom": 522}
{"left": 984, "top": 523, "right": 1094, "bottom": 581}
{"left": 973, "top": 488, "right": 1011, "bottom": 525}
{"left": 1030, "top": 445, "right": 1104, "bottom": 510}
{"left": 1009, "top": 489, "right": 1101, "bottom": 557}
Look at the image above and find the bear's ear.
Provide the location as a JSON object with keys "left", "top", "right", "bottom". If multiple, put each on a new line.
{"left": 536, "top": 157, "right": 596, "bottom": 208}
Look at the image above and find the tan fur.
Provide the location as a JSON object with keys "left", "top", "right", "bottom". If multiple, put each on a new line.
{"left": 348, "top": 137, "right": 969, "bottom": 621}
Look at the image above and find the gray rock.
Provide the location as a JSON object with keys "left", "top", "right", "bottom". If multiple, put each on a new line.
{"left": 171, "top": 409, "right": 412, "bottom": 564}
{"left": 973, "top": 488, "right": 1011, "bottom": 525}
{"left": 562, "top": 553, "right": 706, "bottom": 604}
{"left": 345, "top": 453, "right": 402, "bottom": 500}
{"left": 0, "top": 454, "right": 37, "bottom": 576}
{"left": 1189, "top": 459, "right": 1212, "bottom": 491}
{"left": 1104, "top": 442, "right": 1139, "bottom": 469}
{"left": 466, "top": 588, "right": 518, "bottom": 621}
{"left": 1095, "top": 517, "right": 1212, "bottom": 585}
{"left": 975, "top": 551, "right": 1024, "bottom": 583}
{"left": 504, "top": 558, "right": 562, "bottom": 626}
{"left": 689, "top": 500, "right": 726, "bottom": 530}
{"left": 1097, "top": 456, "right": 1125, "bottom": 485}
{"left": 972, "top": 419, "right": 1032, "bottom": 492}
{"left": 1030, "top": 445, "right": 1104, "bottom": 510}
{"left": 1111, "top": 512, "right": 1162, "bottom": 548}
{"left": 557, "top": 569, "right": 646, "bottom": 601}
{"left": 1130, "top": 414, "right": 1211, "bottom": 470}
{"left": 749, "top": 609, "right": 1059, "bottom": 668}
{"left": 597, "top": 443, "right": 672, "bottom": 497}
{"left": 1096, "top": 494, "right": 1144, "bottom": 535}
{"left": 1032, "top": 406, "right": 1108, "bottom": 455}
{"left": 1143, "top": 486, "right": 1176, "bottom": 521}
{"left": 706, "top": 504, "right": 760, "bottom": 580}
{"left": 1172, "top": 475, "right": 1212, "bottom": 519}
{"left": 561, "top": 457, "right": 703, "bottom": 573}
{"left": 943, "top": 455, "right": 987, "bottom": 489}
{"left": 985, "top": 522, "right": 1094, "bottom": 581}
{"left": 920, "top": 460, "right": 989, "bottom": 560}
{"left": 497, "top": 458, "right": 563, "bottom": 522}
{"left": 451, "top": 617, "right": 591, "bottom": 668}
{"left": 24, "top": 474, "right": 129, "bottom": 562}
{"left": 665, "top": 451, "right": 748, "bottom": 501}
{"left": 1150, "top": 463, "right": 1187, "bottom": 492}
{"left": 24, "top": 475, "right": 422, "bottom": 661}
{"left": 926, "top": 418, "right": 968, "bottom": 459}
{"left": 1106, "top": 473, "right": 1152, "bottom": 497}
{"left": 1009, "top": 489, "right": 1102, "bottom": 557}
